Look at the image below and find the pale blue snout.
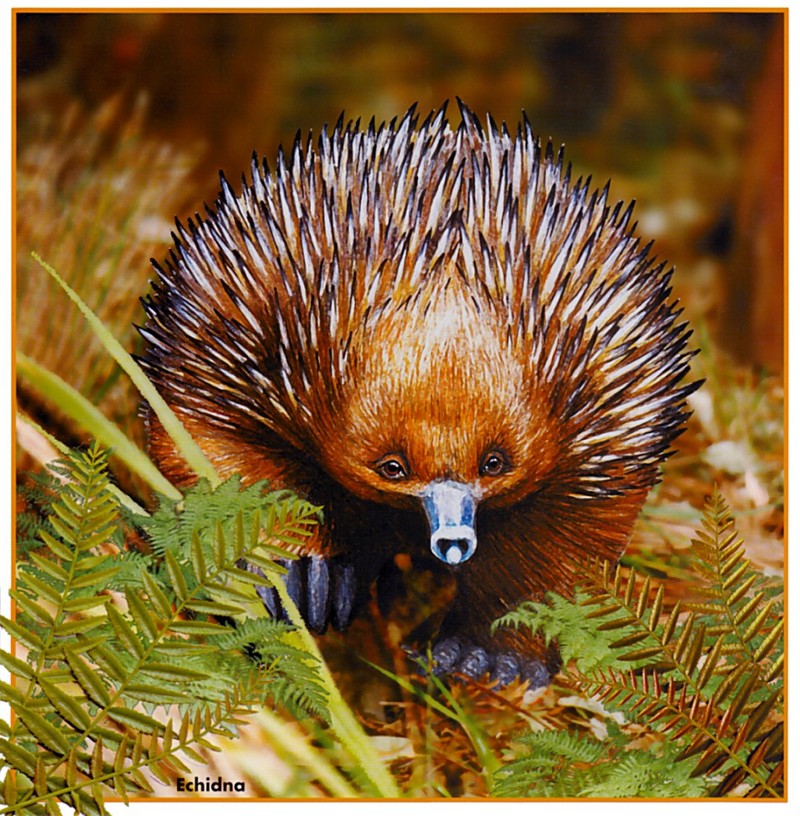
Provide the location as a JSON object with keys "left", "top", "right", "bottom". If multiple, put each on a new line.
{"left": 422, "top": 481, "right": 478, "bottom": 566}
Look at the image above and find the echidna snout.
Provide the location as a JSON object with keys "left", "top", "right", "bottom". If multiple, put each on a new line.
{"left": 422, "top": 480, "right": 478, "bottom": 565}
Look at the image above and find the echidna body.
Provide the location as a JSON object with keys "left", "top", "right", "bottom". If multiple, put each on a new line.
{"left": 141, "top": 101, "right": 697, "bottom": 685}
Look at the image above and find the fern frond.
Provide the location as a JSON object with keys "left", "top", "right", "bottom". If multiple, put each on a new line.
{"left": 4, "top": 443, "right": 337, "bottom": 813}
{"left": 578, "top": 667, "right": 781, "bottom": 797}
{"left": 492, "top": 727, "right": 608, "bottom": 797}
{"left": 15, "top": 470, "right": 64, "bottom": 557}
{"left": 492, "top": 591, "right": 654, "bottom": 673}
{"left": 491, "top": 725, "right": 696, "bottom": 799}
{"left": 685, "top": 486, "right": 784, "bottom": 684}
{"left": 494, "top": 487, "right": 783, "bottom": 798}
{"left": 2, "top": 673, "right": 275, "bottom": 815}
{"left": 571, "top": 491, "right": 783, "bottom": 797}
{"left": 578, "top": 739, "right": 707, "bottom": 798}
{"left": 144, "top": 476, "right": 321, "bottom": 563}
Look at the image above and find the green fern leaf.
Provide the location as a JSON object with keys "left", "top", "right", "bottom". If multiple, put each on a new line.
{"left": 495, "top": 486, "right": 783, "bottom": 799}
{"left": 7, "top": 445, "right": 343, "bottom": 812}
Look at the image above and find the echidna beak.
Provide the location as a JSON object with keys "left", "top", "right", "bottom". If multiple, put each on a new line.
{"left": 422, "top": 481, "right": 478, "bottom": 566}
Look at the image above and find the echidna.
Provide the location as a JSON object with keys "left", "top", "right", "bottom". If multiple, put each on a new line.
{"left": 140, "top": 100, "right": 698, "bottom": 687}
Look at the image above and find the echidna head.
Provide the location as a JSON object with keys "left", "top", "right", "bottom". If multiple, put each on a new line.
{"left": 317, "top": 271, "right": 559, "bottom": 566}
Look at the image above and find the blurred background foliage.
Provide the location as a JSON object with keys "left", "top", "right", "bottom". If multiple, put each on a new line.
{"left": 16, "top": 10, "right": 784, "bottom": 375}
{"left": 14, "top": 11, "right": 786, "bottom": 795}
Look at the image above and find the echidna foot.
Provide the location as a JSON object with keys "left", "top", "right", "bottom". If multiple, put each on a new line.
{"left": 428, "top": 637, "right": 551, "bottom": 689}
{"left": 255, "top": 555, "right": 356, "bottom": 634}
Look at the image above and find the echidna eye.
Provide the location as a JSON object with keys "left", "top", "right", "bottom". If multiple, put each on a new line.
{"left": 375, "top": 456, "right": 408, "bottom": 482}
{"left": 480, "top": 451, "right": 509, "bottom": 477}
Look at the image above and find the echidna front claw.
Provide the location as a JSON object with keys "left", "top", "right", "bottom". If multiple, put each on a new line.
{"left": 254, "top": 555, "right": 357, "bottom": 635}
{"left": 255, "top": 581, "right": 280, "bottom": 618}
{"left": 307, "top": 556, "right": 330, "bottom": 633}
{"left": 458, "top": 644, "right": 490, "bottom": 679}
{"left": 430, "top": 637, "right": 462, "bottom": 674}
{"left": 284, "top": 557, "right": 306, "bottom": 618}
{"left": 519, "top": 658, "right": 551, "bottom": 689}
{"left": 491, "top": 653, "right": 521, "bottom": 687}
{"left": 426, "top": 636, "right": 551, "bottom": 689}
{"left": 330, "top": 558, "right": 356, "bottom": 631}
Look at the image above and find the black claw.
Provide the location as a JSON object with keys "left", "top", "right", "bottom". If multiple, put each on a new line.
{"left": 243, "top": 558, "right": 283, "bottom": 619}
{"left": 520, "top": 658, "right": 551, "bottom": 689}
{"left": 253, "top": 555, "right": 356, "bottom": 635}
{"left": 491, "top": 653, "right": 520, "bottom": 688}
{"left": 424, "top": 637, "right": 552, "bottom": 688}
{"left": 306, "top": 556, "right": 330, "bottom": 634}
{"left": 284, "top": 558, "right": 306, "bottom": 619}
{"left": 331, "top": 559, "right": 356, "bottom": 631}
{"left": 457, "top": 645, "right": 489, "bottom": 679}
{"left": 256, "top": 583, "right": 281, "bottom": 619}
{"left": 431, "top": 637, "right": 462, "bottom": 675}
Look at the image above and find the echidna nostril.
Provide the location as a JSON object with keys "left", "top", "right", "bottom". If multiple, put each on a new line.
{"left": 434, "top": 537, "right": 472, "bottom": 566}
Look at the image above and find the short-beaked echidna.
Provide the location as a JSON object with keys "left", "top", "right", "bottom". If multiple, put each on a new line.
{"left": 140, "top": 101, "right": 698, "bottom": 686}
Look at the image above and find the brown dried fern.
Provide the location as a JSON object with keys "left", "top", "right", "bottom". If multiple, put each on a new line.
{"left": 571, "top": 488, "right": 783, "bottom": 798}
